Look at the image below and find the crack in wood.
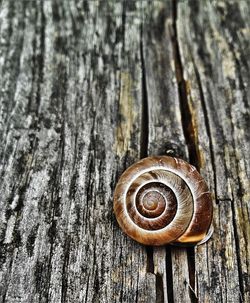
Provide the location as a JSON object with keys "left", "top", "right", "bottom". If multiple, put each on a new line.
{"left": 187, "top": 247, "right": 198, "bottom": 303}
{"left": 172, "top": 0, "right": 200, "bottom": 170}
{"left": 171, "top": 1, "right": 198, "bottom": 301}
{"left": 165, "top": 247, "right": 174, "bottom": 303}
{"left": 156, "top": 273, "right": 164, "bottom": 303}
{"left": 140, "top": 15, "right": 155, "bottom": 279}
{"left": 139, "top": 21, "right": 149, "bottom": 160}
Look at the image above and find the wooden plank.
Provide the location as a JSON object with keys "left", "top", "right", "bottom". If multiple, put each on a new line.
{"left": 0, "top": 0, "right": 249, "bottom": 302}
{"left": 177, "top": 0, "right": 250, "bottom": 302}
{"left": 0, "top": 1, "right": 156, "bottom": 302}
{"left": 142, "top": 1, "right": 193, "bottom": 302}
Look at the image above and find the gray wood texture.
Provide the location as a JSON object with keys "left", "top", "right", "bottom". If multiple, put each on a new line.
{"left": 0, "top": 1, "right": 249, "bottom": 302}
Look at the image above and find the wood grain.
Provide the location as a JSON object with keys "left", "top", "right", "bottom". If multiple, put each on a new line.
{"left": 0, "top": 0, "right": 249, "bottom": 302}
{"left": 177, "top": 1, "right": 250, "bottom": 302}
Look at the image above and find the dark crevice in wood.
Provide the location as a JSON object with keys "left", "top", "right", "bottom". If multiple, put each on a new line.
{"left": 84, "top": 274, "right": 90, "bottom": 303}
{"left": 187, "top": 247, "right": 195, "bottom": 289}
{"left": 139, "top": 22, "right": 149, "bottom": 160}
{"left": 231, "top": 196, "right": 244, "bottom": 302}
{"left": 27, "top": 7, "right": 37, "bottom": 113}
{"left": 166, "top": 246, "right": 174, "bottom": 303}
{"left": 156, "top": 273, "right": 164, "bottom": 303}
{"left": 172, "top": 0, "right": 199, "bottom": 170}
{"left": 135, "top": 271, "right": 140, "bottom": 303}
{"left": 187, "top": 247, "right": 198, "bottom": 303}
{"left": 121, "top": 1, "right": 126, "bottom": 55}
{"left": 172, "top": 0, "right": 197, "bottom": 298}
{"left": 140, "top": 20, "right": 154, "bottom": 277}
{"left": 36, "top": 0, "right": 45, "bottom": 117}
{"left": 188, "top": 287, "right": 198, "bottom": 303}
{"left": 146, "top": 246, "right": 154, "bottom": 274}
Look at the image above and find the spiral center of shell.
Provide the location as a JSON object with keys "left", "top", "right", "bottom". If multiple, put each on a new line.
{"left": 133, "top": 182, "right": 178, "bottom": 227}
{"left": 142, "top": 191, "right": 162, "bottom": 210}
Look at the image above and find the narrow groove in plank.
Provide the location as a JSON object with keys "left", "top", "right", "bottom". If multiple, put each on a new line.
{"left": 171, "top": 1, "right": 223, "bottom": 300}
{"left": 139, "top": 10, "right": 155, "bottom": 280}
{"left": 172, "top": 2, "right": 197, "bottom": 300}
{"left": 139, "top": 17, "right": 149, "bottom": 160}
{"left": 146, "top": 246, "right": 154, "bottom": 274}
{"left": 165, "top": 247, "right": 174, "bottom": 303}
{"left": 187, "top": 247, "right": 198, "bottom": 303}
{"left": 156, "top": 273, "right": 164, "bottom": 303}
{"left": 172, "top": 0, "right": 200, "bottom": 170}
{"left": 142, "top": 1, "right": 192, "bottom": 301}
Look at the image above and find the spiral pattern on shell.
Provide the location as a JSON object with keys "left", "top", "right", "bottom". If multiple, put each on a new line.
{"left": 114, "top": 156, "right": 213, "bottom": 246}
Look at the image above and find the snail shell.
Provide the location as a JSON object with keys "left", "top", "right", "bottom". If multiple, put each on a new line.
{"left": 113, "top": 156, "right": 213, "bottom": 246}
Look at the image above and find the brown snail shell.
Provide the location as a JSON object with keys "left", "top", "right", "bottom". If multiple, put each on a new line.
{"left": 113, "top": 156, "right": 213, "bottom": 246}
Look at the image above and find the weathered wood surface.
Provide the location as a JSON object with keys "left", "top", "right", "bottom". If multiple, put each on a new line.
{"left": 0, "top": 1, "right": 249, "bottom": 302}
